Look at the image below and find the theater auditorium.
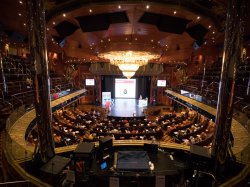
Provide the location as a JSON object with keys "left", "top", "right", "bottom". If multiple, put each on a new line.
{"left": 0, "top": 0, "right": 249, "bottom": 187}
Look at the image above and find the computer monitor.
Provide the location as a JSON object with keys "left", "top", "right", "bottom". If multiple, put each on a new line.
{"left": 100, "top": 162, "right": 107, "bottom": 170}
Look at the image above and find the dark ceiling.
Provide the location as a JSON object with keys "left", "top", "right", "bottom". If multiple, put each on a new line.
{"left": 0, "top": 0, "right": 249, "bottom": 64}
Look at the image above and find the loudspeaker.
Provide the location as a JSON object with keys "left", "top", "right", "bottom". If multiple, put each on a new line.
{"left": 144, "top": 143, "right": 158, "bottom": 154}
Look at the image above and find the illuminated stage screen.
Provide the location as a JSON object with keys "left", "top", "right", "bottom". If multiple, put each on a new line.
{"left": 115, "top": 79, "right": 136, "bottom": 98}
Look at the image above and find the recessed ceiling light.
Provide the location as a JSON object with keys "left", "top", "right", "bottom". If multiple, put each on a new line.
{"left": 118, "top": 5, "right": 121, "bottom": 9}
{"left": 173, "top": 11, "right": 177, "bottom": 15}
{"left": 101, "top": 40, "right": 103, "bottom": 43}
{"left": 18, "top": 13, "right": 22, "bottom": 16}
{"left": 63, "top": 13, "right": 66, "bottom": 17}
{"left": 208, "top": 25, "right": 212, "bottom": 29}
{"left": 212, "top": 31, "right": 215, "bottom": 34}
{"left": 53, "top": 21, "right": 56, "bottom": 25}
{"left": 165, "top": 44, "right": 168, "bottom": 47}
{"left": 108, "top": 38, "right": 111, "bottom": 41}
{"left": 23, "top": 23, "right": 26, "bottom": 26}
{"left": 135, "top": 38, "right": 137, "bottom": 40}
{"left": 19, "top": 1, "right": 23, "bottom": 4}
{"left": 125, "top": 38, "right": 128, "bottom": 40}
{"left": 46, "top": 28, "right": 50, "bottom": 31}
{"left": 92, "top": 42, "right": 94, "bottom": 45}
{"left": 158, "top": 41, "right": 160, "bottom": 44}
{"left": 151, "top": 39, "right": 154, "bottom": 42}
{"left": 197, "top": 16, "right": 200, "bottom": 20}
{"left": 89, "top": 9, "right": 92, "bottom": 13}
{"left": 204, "top": 42, "right": 207, "bottom": 45}
{"left": 146, "top": 5, "right": 150, "bottom": 9}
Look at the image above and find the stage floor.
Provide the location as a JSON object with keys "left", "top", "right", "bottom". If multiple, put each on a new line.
{"left": 107, "top": 99, "right": 146, "bottom": 118}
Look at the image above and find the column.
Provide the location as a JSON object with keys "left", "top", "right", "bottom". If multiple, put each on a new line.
{"left": 211, "top": 0, "right": 246, "bottom": 177}
{"left": 0, "top": 43, "right": 7, "bottom": 98}
{"left": 26, "top": 0, "right": 55, "bottom": 162}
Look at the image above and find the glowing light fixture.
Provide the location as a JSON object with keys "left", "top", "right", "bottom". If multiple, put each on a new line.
{"left": 99, "top": 50, "right": 160, "bottom": 78}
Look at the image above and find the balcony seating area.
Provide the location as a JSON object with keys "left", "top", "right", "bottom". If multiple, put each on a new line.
{"left": 0, "top": 55, "right": 34, "bottom": 130}
{"left": 179, "top": 58, "right": 250, "bottom": 116}
{"left": 50, "top": 73, "right": 74, "bottom": 95}
{"left": 0, "top": 55, "right": 34, "bottom": 109}
{"left": 0, "top": 55, "right": 79, "bottom": 131}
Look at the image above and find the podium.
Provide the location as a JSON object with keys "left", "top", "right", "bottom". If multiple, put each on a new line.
{"left": 138, "top": 98, "right": 148, "bottom": 107}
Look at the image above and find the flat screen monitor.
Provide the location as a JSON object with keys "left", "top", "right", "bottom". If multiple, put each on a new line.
{"left": 85, "top": 79, "right": 95, "bottom": 86}
{"left": 157, "top": 80, "right": 166, "bottom": 87}
{"left": 100, "top": 162, "right": 107, "bottom": 170}
{"left": 115, "top": 78, "right": 136, "bottom": 98}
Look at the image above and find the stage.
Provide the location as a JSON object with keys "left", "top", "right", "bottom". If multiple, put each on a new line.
{"left": 107, "top": 99, "right": 147, "bottom": 118}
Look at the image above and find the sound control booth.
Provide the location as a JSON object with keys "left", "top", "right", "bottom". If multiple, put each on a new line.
{"left": 70, "top": 136, "right": 188, "bottom": 187}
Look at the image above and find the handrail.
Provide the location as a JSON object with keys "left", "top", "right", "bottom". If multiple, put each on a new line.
{"left": 2, "top": 131, "right": 52, "bottom": 187}
{"left": 11, "top": 90, "right": 33, "bottom": 97}
{"left": 0, "top": 100, "right": 14, "bottom": 109}
{"left": 242, "top": 104, "right": 250, "bottom": 112}
{"left": 12, "top": 95, "right": 23, "bottom": 106}
{"left": 0, "top": 180, "right": 29, "bottom": 185}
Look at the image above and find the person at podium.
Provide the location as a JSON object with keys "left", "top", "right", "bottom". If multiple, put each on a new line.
{"left": 139, "top": 94, "right": 142, "bottom": 100}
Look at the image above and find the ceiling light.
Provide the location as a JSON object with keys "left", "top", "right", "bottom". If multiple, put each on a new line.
{"left": 197, "top": 16, "right": 200, "bottom": 20}
{"left": 146, "top": 5, "right": 150, "bottom": 9}
{"left": 208, "top": 25, "right": 212, "bottom": 29}
{"left": 63, "top": 13, "right": 66, "bottom": 17}
{"left": 47, "top": 28, "right": 50, "bottom": 31}
{"left": 135, "top": 38, "right": 137, "bottom": 40}
{"left": 108, "top": 38, "right": 111, "bottom": 42}
{"left": 118, "top": 5, "right": 121, "bottom": 9}
{"left": 122, "top": 71, "right": 135, "bottom": 79}
{"left": 98, "top": 51, "right": 160, "bottom": 79}
{"left": 125, "top": 38, "right": 128, "bottom": 40}
{"left": 18, "top": 13, "right": 22, "bottom": 16}
{"left": 174, "top": 11, "right": 177, "bottom": 15}
{"left": 89, "top": 9, "right": 92, "bottom": 13}
{"left": 53, "top": 21, "right": 56, "bottom": 25}
{"left": 212, "top": 31, "right": 215, "bottom": 34}
{"left": 19, "top": 1, "right": 23, "bottom": 4}
{"left": 23, "top": 23, "right": 26, "bottom": 26}
{"left": 151, "top": 39, "right": 154, "bottom": 42}
{"left": 101, "top": 40, "right": 103, "bottom": 43}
